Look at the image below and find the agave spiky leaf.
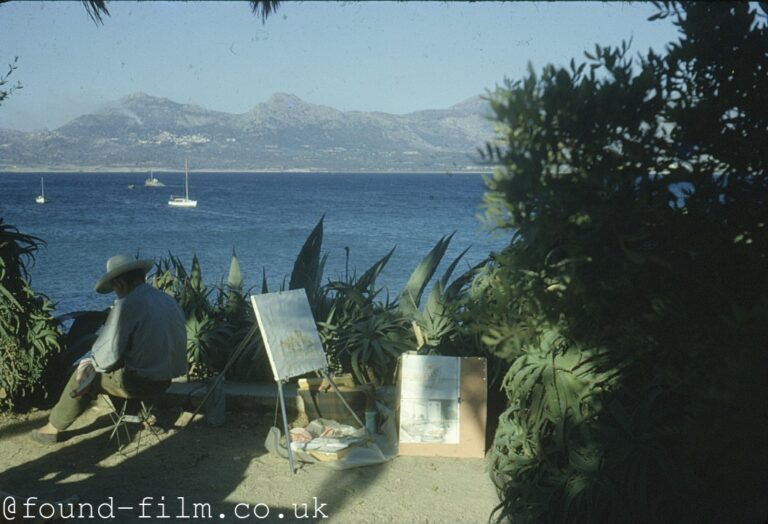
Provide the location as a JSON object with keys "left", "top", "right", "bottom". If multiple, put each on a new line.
{"left": 424, "top": 244, "right": 470, "bottom": 318}
{"left": 227, "top": 248, "right": 243, "bottom": 291}
{"left": 398, "top": 233, "right": 454, "bottom": 316}
{"left": 444, "top": 258, "right": 487, "bottom": 301}
{"left": 355, "top": 246, "right": 396, "bottom": 294}
{"left": 438, "top": 244, "right": 470, "bottom": 288}
{"left": 289, "top": 215, "right": 324, "bottom": 307}
{"left": 190, "top": 254, "right": 205, "bottom": 292}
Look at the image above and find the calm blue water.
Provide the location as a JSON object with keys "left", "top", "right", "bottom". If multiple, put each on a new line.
{"left": 0, "top": 172, "right": 508, "bottom": 314}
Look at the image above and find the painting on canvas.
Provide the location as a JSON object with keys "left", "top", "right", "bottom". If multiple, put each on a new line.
{"left": 250, "top": 289, "right": 328, "bottom": 381}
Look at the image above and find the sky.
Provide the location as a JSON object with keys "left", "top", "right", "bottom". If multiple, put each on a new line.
{"left": 0, "top": 1, "right": 681, "bottom": 132}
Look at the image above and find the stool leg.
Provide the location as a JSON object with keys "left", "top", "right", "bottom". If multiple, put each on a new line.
{"left": 102, "top": 395, "right": 163, "bottom": 454}
{"left": 102, "top": 395, "right": 131, "bottom": 450}
{"left": 139, "top": 402, "right": 163, "bottom": 444}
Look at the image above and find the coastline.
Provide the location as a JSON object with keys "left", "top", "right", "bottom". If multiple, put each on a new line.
{"left": 0, "top": 167, "right": 492, "bottom": 175}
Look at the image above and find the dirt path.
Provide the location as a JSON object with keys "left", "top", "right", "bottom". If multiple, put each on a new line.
{"left": 0, "top": 404, "right": 499, "bottom": 523}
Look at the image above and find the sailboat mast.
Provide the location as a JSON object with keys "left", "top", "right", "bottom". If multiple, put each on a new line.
{"left": 41, "top": 177, "right": 45, "bottom": 197}
{"left": 185, "top": 160, "right": 189, "bottom": 199}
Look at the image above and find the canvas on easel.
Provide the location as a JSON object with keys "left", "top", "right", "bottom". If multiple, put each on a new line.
{"left": 250, "top": 289, "right": 328, "bottom": 381}
{"left": 250, "top": 289, "right": 365, "bottom": 474}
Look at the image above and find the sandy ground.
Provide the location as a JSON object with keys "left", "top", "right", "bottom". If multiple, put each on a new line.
{"left": 0, "top": 402, "right": 500, "bottom": 523}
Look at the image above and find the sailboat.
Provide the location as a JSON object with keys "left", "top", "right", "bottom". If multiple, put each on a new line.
{"left": 144, "top": 169, "right": 165, "bottom": 187}
{"left": 35, "top": 177, "right": 48, "bottom": 204}
{"left": 168, "top": 160, "right": 197, "bottom": 208}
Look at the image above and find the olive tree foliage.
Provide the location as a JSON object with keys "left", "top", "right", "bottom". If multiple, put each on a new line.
{"left": 0, "top": 56, "right": 21, "bottom": 106}
{"left": 474, "top": 2, "right": 767, "bottom": 522}
{"left": 0, "top": 0, "right": 280, "bottom": 25}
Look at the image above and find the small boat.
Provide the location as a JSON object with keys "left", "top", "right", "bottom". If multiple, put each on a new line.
{"left": 35, "top": 177, "right": 48, "bottom": 204}
{"left": 127, "top": 184, "right": 135, "bottom": 190}
{"left": 144, "top": 170, "right": 165, "bottom": 187}
{"left": 168, "top": 160, "right": 197, "bottom": 208}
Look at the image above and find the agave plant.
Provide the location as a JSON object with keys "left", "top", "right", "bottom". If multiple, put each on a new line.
{"left": 155, "top": 254, "right": 215, "bottom": 318}
{"left": 399, "top": 234, "right": 485, "bottom": 357}
{"left": 318, "top": 233, "right": 482, "bottom": 385}
{"left": 154, "top": 254, "right": 220, "bottom": 378}
{"left": 154, "top": 250, "right": 272, "bottom": 381}
{"left": 147, "top": 219, "right": 485, "bottom": 386}
{"left": 319, "top": 253, "right": 412, "bottom": 385}
{"left": 214, "top": 250, "right": 270, "bottom": 381}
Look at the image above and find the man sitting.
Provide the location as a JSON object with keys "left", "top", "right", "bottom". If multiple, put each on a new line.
{"left": 33, "top": 254, "right": 187, "bottom": 443}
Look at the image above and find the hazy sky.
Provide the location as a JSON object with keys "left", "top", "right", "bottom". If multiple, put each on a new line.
{"left": 0, "top": 1, "right": 680, "bottom": 132}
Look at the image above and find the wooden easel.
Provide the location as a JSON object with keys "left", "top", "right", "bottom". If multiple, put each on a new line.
{"left": 275, "top": 368, "right": 365, "bottom": 474}
{"left": 251, "top": 289, "right": 365, "bottom": 475}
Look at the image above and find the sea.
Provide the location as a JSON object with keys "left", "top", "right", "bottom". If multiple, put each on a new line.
{"left": 0, "top": 171, "right": 509, "bottom": 315}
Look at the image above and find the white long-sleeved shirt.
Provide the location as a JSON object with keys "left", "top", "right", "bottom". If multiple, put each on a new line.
{"left": 91, "top": 283, "right": 187, "bottom": 381}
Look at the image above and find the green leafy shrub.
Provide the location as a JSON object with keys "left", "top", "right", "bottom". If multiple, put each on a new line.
{"left": 0, "top": 219, "right": 61, "bottom": 411}
{"left": 479, "top": 3, "right": 768, "bottom": 522}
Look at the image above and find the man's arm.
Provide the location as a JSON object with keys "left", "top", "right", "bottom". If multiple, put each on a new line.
{"left": 90, "top": 299, "right": 131, "bottom": 372}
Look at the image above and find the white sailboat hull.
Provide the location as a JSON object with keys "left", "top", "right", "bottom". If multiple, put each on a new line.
{"left": 168, "top": 198, "right": 197, "bottom": 208}
{"left": 35, "top": 177, "right": 47, "bottom": 204}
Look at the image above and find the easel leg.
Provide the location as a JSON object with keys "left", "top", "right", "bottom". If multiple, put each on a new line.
{"left": 184, "top": 325, "right": 259, "bottom": 428}
{"left": 320, "top": 369, "right": 366, "bottom": 430}
{"left": 277, "top": 381, "right": 296, "bottom": 476}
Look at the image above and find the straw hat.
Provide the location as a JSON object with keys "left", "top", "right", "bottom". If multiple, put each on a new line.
{"left": 95, "top": 254, "right": 154, "bottom": 294}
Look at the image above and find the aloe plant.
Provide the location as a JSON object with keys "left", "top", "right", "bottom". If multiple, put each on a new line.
{"left": 0, "top": 219, "right": 61, "bottom": 411}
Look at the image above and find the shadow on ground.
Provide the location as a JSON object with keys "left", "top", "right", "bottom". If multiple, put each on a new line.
{"left": 0, "top": 406, "right": 391, "bottom": 524}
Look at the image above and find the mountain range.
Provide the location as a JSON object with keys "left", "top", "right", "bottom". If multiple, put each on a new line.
{"left": 0, "top": 93, "right": 495, "bottom": 172}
